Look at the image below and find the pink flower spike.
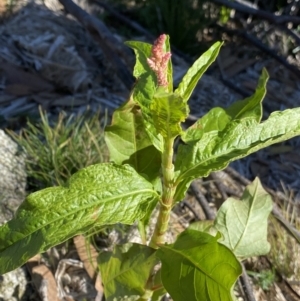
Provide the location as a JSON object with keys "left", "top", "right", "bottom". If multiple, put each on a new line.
{"left": 147, "top": 34, "right": 171, "bottom": 87}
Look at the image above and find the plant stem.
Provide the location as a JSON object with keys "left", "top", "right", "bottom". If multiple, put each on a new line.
{"left": 149, "top": 137, "right": 176, "bottom": 248}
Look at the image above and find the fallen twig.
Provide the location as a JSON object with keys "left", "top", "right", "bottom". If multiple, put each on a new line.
{"left": 210, "top": 172, "right": 228, "bottom": 201}
{"left": 182, "top": 199, "right": 202, "bottom": 220}
{"left": 211, "top": 0, "right": 300, "bottom": 25}
{"left": 218, "top": 25, "right": 300, "bottom": 78}
{"left": 190, "top": 182, "right": 215, "bottom": 220}
{"left": 210, "top": 171, "right": 241, "bottom": 197}
{"left": 240, "top": 263, "right": 257, "bottom": 301}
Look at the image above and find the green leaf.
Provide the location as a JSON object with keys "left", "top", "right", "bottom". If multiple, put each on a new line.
{"left": 188, "top": 220, "right": 216, "bottom": 236}
{"left": 182, "top": 68, "right": 268, "bottom": 143}
{"left": 225, "top": 68, "right": 268, "bottom": 122}
{"left": 174, "top": 69, "right": 269, "bottom": 201}
{"left": 125, "top": 41, "right": 153, "bottom": 79}
{"left": 105, "top": 96, "right": 161, "bottom": 182}
{"left": 175, "top": 108, "right": 300, "bottom": 202}
{"left": 151, "top": 268, "right": 167, "bottom": 301}
{"left": 157, "top": 230, "right": 242, "bottom": 301}
{"left": 175, "top": 42, "right": 222, "bottom": 103}
{"left": 0, "top": 163, "right": 159, "bottom": 274}
{"left": 151, "top": 91, "right": 189, "bottom": 138}
{"left": 125, "top": 40, "right": 164, "bottom": 152}
{"left": 181, "top": 107, "right": 231, "bottom": 143}
{"left": 98, "top": 243, "right": 157, "bottom": 301}
{"left": 214, "top": 178, "right": 272, "bottom": 260}
{"left": 125, "top": 41, "right": 156, "bottom": 111}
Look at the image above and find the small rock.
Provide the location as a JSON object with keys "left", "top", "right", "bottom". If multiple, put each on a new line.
{"left": 0, "top": 129, "right": 26, "bottom": 224}
{"left": 0, "top": 129, "right": 27, "bottom": 300}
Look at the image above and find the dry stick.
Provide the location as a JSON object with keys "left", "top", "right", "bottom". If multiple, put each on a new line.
{"left": 278, "top": 25, "right": 300, "bottom": 46}
{"left": 212, "top": 0, "right": 300, "bottom": 77}
{"left": 210, "top": 0, "right": 300, "bottom": 25}
{"left": 190, "top": 182, "right": 215, "bottom": 220}
{"left": 225, "top": 166, "right": 250, "bottom": 186}
{"left": 218, "top": 25, "right": 300, "bottom": 78}
{"left": 220, "top": 2, "right": 300, "bottom": 53}
{"left": 239, "top": 264, "right": 257, "bottom": 301}
{"left": 182, "top": 199, "right": 202, "bottom": 221}
{"left": 58, "top": 0, "right": 134, "bottom": 90}
{"left": 210, "top": 171, "right": 241, "bottom": 198}
{"left": 210, "top": 172, "right": 228, "bottom": 201}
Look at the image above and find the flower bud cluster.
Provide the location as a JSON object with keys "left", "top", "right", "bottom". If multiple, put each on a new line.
{"left": 147, "top": 34, "right": 171, "bottom": 87}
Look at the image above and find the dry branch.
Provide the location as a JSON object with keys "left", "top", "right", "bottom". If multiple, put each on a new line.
{"left": 211, "top": 0, "right": 300, "bottom": 25}
{"left": 190, "top": 182, "right": 215, "bottom": 220}
{"left": 218, "top": 25, "right": 300, "bottom": 78}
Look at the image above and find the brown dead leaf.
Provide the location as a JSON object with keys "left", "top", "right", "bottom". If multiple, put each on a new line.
{"left": 27, "top": 254, "right": 60, "bottom": 301}
{"left": 73, "top": 235, "right": 103, "bottom": 293}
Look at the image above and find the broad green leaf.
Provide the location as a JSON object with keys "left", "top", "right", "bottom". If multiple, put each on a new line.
{"left": 125, "top": 40, "right": 156, "bottom": 112}
{"left": 181, "top": 107, "right": 231, "bottom": 143}
{"left": 0, "top": 163, "right": 159, "bottom": 274}
{"left": 157, "top": 230, "right": 242, "bottom": 301}
{"left": 225, "top": 68, "right": 268, "bottom": 122}
{"left": 125, "top": 40, "right": 163, "bottom": 152}
{"left": 105, "top": 96, "right": 161, "bottom": 182}
{"left": 175, "top": 42, "right": 222, "bottom": 103}
{"left": 125, "top": 41, "right": 153, "bottom": 79}
{"left": 98, "top": 243, "right": 157, "bottom": 301}
{"left": 214, "top": 178, "right": 272, "bottom": 260}
{"left": 182, "top": 69, "right": 268, "bottom": 143}
{"left": 150, "top": 91, "right": 189, "bottom": 138}
{"left": 174, "top": 108, "right": 300, "bottom": 202}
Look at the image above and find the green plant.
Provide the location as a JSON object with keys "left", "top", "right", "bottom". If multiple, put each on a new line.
{"left": 8, "top": 108, "right": 108, "bottom": 189}
{"left": 247, "top": 269, "right": 276, "bottom": 291}
{"left": 1, "top": 35, "right": 300, "bottom": 300}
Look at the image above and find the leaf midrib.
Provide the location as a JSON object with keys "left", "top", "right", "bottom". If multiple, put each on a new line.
{"left": 162, "top": 246, "right": 232, "bottom": 291}
{"left": 4, "top": 188, "right": 157, "bottom": 247}
{"left": 176, "top": 110, "right": 300, "bottom": 184}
